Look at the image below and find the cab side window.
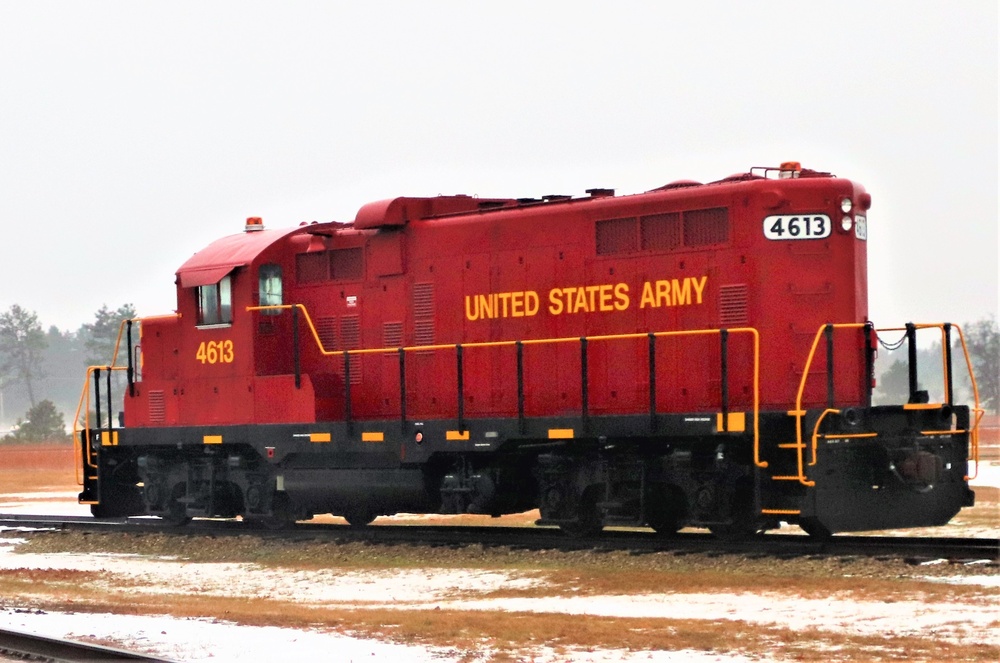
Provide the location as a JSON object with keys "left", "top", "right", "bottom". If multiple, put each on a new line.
{"left": 259, "top": 264, "right": 282, "bottom": 314}
{"left": 197, "top": 275, "right": 232, "bottom": 326}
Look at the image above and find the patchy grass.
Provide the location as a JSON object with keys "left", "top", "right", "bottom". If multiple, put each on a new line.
{"left": 9, "top": 530, "right": 997, "bottom": 604}
{"left": 2, "top": 588, "right": 997, "bottom": 662}
{"left": 0, "top": 443, "right": 78, "bottom": 494}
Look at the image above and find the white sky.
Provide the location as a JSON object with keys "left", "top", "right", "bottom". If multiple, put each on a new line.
{"left": 0, "top": 1, "right": 996, "bottom": 332}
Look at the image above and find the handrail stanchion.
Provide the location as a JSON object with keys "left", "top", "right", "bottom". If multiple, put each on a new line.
{"left": 580, "top": 337, "right": 589, "bottom": 436}
{"left": 456, "top": 344, "right": 465, "bottom": 432}
{"left": 516, "top": 341, "right": 525, "bottom": 435}
{"left": 825, "top": 323, "right": 835, "bottom": 409}
{"left": 106, "top": 367, "right": 113, "bottom": 432}
{"left": 126, "top": 320, "right": 135, "bottom": 397}
{"left": 292, "top": 305, "right": 301, "bottom": 389}
{"left": 864, "top": 323, "right": 874, "bottom": 409}
{"left": 906, "top": 322, "right": 918, "bottom": 401}
{"left": 720, "top": 329, "right": 729, "bottom": 432}
{"left": 343, "top": 350, "right": 352, "bottom": 436}
{"left": 943, "top": 323, "right": 954, "bottom": 406}
{"left": 94, "top": 368, "right": 102, "bottom": 433}
{"left": 648, "top": 332, "right": 657, "bottom": 433}
{"left": 399, "top": 348, "right": 407, "bottom": 434}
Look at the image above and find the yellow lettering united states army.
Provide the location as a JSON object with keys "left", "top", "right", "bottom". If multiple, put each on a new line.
{"left": 638, "top": 276, "right": 707, "bottom": 308}
{"left": 465, "top": 291, "right": 540, "bottom": 321}
{"left": 464, "top": 276, "right": 707, "bottom": 320}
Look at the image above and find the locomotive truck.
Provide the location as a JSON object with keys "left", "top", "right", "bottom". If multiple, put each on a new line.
{"left": 76, "top": 162, "right": 982, "bottom": 538}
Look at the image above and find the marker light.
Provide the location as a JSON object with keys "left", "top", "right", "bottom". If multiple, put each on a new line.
{"left": 841, "top": 216, "right": 853, "bottom": 231}
{"left": 840, "top": 197, "right": 853, "bottom": 213}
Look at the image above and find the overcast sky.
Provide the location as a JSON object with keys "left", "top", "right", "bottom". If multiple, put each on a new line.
{"left": 0, "top": 1, "right": 996, "bottom": 335}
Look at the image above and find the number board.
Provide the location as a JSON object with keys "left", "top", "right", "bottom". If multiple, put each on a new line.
{"left": 196, "top": 340, "right": 235, "bottom": 364}
{"left": 854, "top": 215, "right": 867, "bottom": 241}
{"left": 763, "top": 214, "right": 831, "bottom": 240}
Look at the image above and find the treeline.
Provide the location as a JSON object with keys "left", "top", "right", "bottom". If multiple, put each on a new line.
{"left": 1, "top": 304, "right": 134, "bottom": 441}
{"left": 0, "top": 303, "right": 997, "bottom": 443}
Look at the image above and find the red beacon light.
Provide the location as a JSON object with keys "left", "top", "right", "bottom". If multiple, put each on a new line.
{"left": 245, "top": 216, "right": 264, "bottom": 232}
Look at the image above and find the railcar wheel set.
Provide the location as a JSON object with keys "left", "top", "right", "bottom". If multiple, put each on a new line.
{"left": 75, "top": 162, "right": 983, "bottom": 538}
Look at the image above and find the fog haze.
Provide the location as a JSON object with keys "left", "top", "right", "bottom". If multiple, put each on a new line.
{"left": 0, "top": 1, "right": 996, "bottom": 331}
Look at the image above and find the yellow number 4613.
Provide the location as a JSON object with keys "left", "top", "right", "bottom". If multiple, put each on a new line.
{"left": 196, "top": 340, "right": 234, "bottom": 364}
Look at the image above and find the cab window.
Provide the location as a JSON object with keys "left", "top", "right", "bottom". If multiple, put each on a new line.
{"left": 259, "top": 264, "right": 282, "bottom": 314}
{"left": 197, "top": 275, "right": 232, "bottom": 326}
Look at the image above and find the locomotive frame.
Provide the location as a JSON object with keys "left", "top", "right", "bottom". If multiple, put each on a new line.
{"left": 73, "top": 163, "right": 983, "bottom": 538}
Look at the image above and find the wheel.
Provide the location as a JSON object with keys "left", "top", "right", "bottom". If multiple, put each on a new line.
{"left": 160, "top": 484, "right": 191, "bottom": 527}
{"left": 708, "top": 522, "right": 759, "bottom": 541}
{"left": 559, "top": 487, "right": 603, "bottom": 538}
{"left": 260, "top": 493, "right": 296, "bottom": 530}
{"left": 708, "top": 479, "right": 759, "bottom": 541}
{"left": 799, "top": 517, "right": 833, "bottom": 541}
{"left": 645, "top": 483, "right": 686, "bottom": 536}
{"left": 342, "top": 509, "right": 377, "bottom": 527}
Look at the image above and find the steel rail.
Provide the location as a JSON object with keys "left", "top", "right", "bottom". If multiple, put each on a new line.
{"left": 0, "top": 625, "right": 172, "bottom": 662}
{"left": 1, "top": 514, "right": 996, "bottom": 562}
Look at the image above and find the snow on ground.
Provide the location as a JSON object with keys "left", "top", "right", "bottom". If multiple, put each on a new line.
{"left": 0, "top": 491, "right": 92, "bottom": 517}
{"left": 0, "top": 529, "right": 998, "bottom": 660}
{"left": 970, "top": 459, "right": 1000, "bottom": 487}
{"left": 0, "top": 610, "right": 459, "bottom": 663}
{"left": 0, "top": 607, "right": 780, "bottom": 663}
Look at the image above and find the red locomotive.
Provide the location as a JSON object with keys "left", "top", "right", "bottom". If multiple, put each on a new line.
{"left": 77, "top": 162, "right": 982, "bottom": 537}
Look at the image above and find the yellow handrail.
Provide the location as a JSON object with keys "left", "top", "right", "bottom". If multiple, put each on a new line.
{"left": 72, "top": 365, "right": 129, "bottom": 482}
{"left": 791, "top": 322, "right": 982, "bottom": 488}
{"left": 72, "top": 314, "right": 180, "bottom": 485}
{"left": 247, "top": 304, "right": 762, "bottom": 463}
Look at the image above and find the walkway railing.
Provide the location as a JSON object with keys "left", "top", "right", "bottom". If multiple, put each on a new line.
{"left": 783, "top": 322, "right": 982, "bottom": 488}
{"left": 247, "top": 304, "right": 763, "bottom": 462}
{"left": 72, "top": 314, "right": 178, "bottom": 485}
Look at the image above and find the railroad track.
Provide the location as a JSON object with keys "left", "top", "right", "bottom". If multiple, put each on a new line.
{"left": 0, "top": 625, "right": 170, "bottom": 662}
{"left": 2, "top": 513, "right": 997, "bottom": 563}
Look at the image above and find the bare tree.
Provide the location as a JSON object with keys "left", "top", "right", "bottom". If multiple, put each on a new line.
{"left": 964, "top": 316, "right": 999, "bottom": 414}
{"left": 0, "top": 304, "right": 47, "bottom": 408}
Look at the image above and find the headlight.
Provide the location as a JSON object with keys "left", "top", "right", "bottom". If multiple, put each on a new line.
{"left": 840, "top": 197, "right": 853, "bottom": 213}
{"left": 841, "top": 216, "right": 853, "bottom": 231}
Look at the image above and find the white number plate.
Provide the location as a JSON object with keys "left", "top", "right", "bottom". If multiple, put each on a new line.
{"left": 763, "top": 214, "right": 831, "bottom": 240}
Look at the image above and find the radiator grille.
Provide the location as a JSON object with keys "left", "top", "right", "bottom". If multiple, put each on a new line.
{"left": 413, "top": 283, "right": 435, "bottom": 350}
{"left": 413, "top": 282, "right": 434, "bottom": 318}
{"left": 719, "top": 284, "right": 749, "bottom": 326}
{"left": 330, "top": 247, "right": 364, "bottom": 281}
{"left": 315, "top": 317, "right": 338, "bottom": 351}
{"left": 640, "top": 212, "right": 682, "bottom": 251}
{"left": 684, "top": 207, "right": 729, "bottom": 247}
{"left": 148, "top": 390, "right": 165, "bottom": 424}
{"left": 383, "top": 321, "right": 404, "bottom": 348}
{"left": 296, "top": 252, "right": 327, "bottom": 283}
{"left": 596, "top": 217, "right": 638, "bottom": 255}
{"left": 340, "top": 315, "right": 362, "bottom": 384}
